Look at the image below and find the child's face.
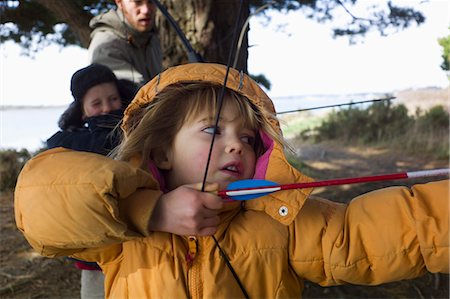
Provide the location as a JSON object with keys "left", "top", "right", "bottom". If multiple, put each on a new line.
{"left": 82, "top": 82, "right": 122, "bottom": 118}
{"left": 161, "top": 100, "right": 257, "bottom": 190}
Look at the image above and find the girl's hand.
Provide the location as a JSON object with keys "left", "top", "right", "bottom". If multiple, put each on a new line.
{"left": 148, "top": 183, "right": 223, "bottom": 236}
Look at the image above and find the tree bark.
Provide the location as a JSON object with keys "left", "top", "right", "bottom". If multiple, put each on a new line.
{"left": 34, "top": 0, "right": 92, "bottom": 48}
{"left": 158, "top": 0, "right": 249, "bottom": 72}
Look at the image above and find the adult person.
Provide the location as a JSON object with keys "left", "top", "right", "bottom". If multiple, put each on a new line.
{"left": 46, "top": 63, "right": 137, "bottom": 299}
{"left": 88, "top": 0, "right": 163, "bottom": 87}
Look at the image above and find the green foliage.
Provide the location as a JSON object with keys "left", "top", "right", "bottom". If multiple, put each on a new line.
{"left": 438, "top": 34, "right": 450, "bottom": 72}
{"left": 0, "top": 148, "right": 32, "bottom": 191}
{"left": 314, "top": 101, "right": 412, "bottom": 143}
{"left": 1, "top": 1, "right": 83, "bottom": 51}
{"left": 305, "top": 103, "right": 449, "bottom": 159}
{"left": 364, "top": 101, "right": 411, "bottom": 142}
{"left": 332, "top": 1, "right": 425, "bottom": 43}
{"left": 0, "top": 0, "right": 113, "bottom": 52}
{"left": 1, "top": 0, "right": 426, "bottom": 52}
{"left": 409, "top": 106, "right": 450, "bottom": 159}
{"left": 254, "top": 0, "right": 425, "bottom": 43}
{"left": 249, "top": 73, "right": 271, "bottom": 90}
{"left": 417, "top": 105, "right": 450, "bottom": 129}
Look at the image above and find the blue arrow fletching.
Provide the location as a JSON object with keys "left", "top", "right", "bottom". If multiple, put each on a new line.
{"left": 226, "top": 179, "right": 280, "bottom": 200}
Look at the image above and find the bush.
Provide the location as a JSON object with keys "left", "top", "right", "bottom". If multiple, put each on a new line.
{"left": 305, "top": 103, "right": 449, "bottom": 159}
{"left": 407, "top": 106, "right": 450, "bottom": 159}
{"left": 416, "top": 105, "right": 449, "bottom": 130}
{"left": 0, "top": 149, "right": 32, "bottom": 191}
{"left": 314, "top": 101, "right": 414, "bottom": 143}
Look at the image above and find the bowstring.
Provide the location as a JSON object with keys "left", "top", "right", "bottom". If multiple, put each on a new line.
{"left": 199, "top": 1, "right": 249, "bottom": 298}
{"left": 200, "top": 0, "right": 245, "bottom": 192}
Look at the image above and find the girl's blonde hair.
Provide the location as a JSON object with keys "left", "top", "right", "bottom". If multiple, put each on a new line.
{"left": 113, "top": 83, "right": 284, "bottom": 169}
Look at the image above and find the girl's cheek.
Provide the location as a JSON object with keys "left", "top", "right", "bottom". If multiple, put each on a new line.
{"left": 191, "top": 148, "right": 211, "bottom": 173}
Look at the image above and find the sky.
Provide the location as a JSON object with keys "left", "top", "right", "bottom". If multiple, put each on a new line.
{"left": 1, "top": 0, "right": 449, "bottom": 107}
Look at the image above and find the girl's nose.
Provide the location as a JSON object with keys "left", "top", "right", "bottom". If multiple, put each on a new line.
{"left": 225, "top": 138, "right": 243, "bottom": 155}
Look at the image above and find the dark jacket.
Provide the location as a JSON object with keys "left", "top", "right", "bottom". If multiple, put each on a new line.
{"left": 47, "top": 111, "right": 123, "bottom": 156}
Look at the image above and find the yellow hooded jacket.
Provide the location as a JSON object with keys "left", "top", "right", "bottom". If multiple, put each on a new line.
{"left": 15, "top": 63, "right": 449, "bottom": 298}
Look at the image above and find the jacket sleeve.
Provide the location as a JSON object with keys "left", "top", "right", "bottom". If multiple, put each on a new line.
{"left": 14, "top": 148, "right": 162, "bottom": 259}
{"left": 289, "top": 180, "right": 449, "bottom": 286}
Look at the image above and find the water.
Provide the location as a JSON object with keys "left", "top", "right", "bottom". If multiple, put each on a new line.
{"left": 0, "top": 92, "right": 385, "bottom": 151}
{"left": 1, "top": 106, "right": 66, "bottom": 151}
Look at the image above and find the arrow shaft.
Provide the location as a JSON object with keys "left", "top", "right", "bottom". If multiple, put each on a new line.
{"left": 219, "top": 169, "right": 449, "bottom": 199}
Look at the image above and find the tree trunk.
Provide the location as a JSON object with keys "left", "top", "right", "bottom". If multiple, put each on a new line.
{"left": 34, "top": 0, "right": 92, "bottom": 48}
{"left": 157, "top": 0, "right": 249, "bottom": 72}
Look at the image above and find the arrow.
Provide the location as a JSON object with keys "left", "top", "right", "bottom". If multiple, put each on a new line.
{"left": 218, "top": 168, "right": 450, "bottom": 201}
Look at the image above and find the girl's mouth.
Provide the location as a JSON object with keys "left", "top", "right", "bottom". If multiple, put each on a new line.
{"left": 221, "top": 163, "right": 242, "bottom": 177}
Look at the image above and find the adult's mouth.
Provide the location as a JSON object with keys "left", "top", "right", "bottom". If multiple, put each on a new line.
{"left": 138, "top": 18, "right": 151, "bottom": 26}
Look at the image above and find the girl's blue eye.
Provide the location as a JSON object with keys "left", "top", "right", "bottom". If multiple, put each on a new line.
{"left": 241, "top": 136, "right": 255, "bottom": 146}
{"left": 202, "top": 126, "right": 220, "bottom": 135}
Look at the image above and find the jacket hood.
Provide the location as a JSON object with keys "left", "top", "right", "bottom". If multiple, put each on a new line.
{"left": 122, "top": 63, "right": 280, "bottom": 135}
{"left": 90, "top": 9, "right": 126, "bottom": 39}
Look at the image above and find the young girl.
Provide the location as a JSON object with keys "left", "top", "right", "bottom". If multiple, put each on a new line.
{"left": 15, "top": 63, "right": 448, "bottom": 298}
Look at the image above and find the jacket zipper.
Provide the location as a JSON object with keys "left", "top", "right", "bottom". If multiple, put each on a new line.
{"left": 186, "top": 236, "right": 199, "bottom": 299}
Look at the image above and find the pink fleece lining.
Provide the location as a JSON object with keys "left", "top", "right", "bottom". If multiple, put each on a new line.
{"left": 147, "top": 161, "right": 166, "bottom": 192}
{"left": 253, "top": 130, "right": 273, "bottom": 180}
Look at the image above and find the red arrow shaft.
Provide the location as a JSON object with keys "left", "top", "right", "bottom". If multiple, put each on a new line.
{"left": 279, "top": 173, "right": 408, "bottom": 191}
{"left": 219, "top": 169, "right": 449, "bottom": 198}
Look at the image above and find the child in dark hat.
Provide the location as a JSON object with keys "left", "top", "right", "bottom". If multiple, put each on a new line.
{"left": 46, "top": 63, "right": 138, "bottom": 299}
{"left": 47, "top": 64, "right": 138, "bottom": 155}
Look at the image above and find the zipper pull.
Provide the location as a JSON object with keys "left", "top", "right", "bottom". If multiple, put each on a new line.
{"left": 186, "top": 236, "right": 197, "bottom": 268}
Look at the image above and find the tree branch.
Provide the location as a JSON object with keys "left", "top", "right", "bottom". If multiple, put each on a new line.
{"left": 34, "top": 0, "right": 92, "bottom": 48}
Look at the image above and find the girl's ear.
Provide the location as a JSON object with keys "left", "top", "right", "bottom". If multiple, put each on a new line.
{"left": 153, "top": 148, "right": 172, "bottom": 170}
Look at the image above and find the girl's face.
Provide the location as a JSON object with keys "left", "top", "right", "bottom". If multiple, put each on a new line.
{"left": 82, "top": 82, "right": 122, "bottom": 118}
{"left": 160, "top": 100, "right": 257, "bottom": 190}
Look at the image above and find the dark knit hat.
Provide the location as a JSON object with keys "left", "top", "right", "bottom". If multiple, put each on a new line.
{"left": 70, "top": 64, "right": 118, "bottom": 102}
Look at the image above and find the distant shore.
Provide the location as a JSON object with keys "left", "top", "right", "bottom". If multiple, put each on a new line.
{"left": 393, "top": 86, "right": 449, "bottom": 113}
{"left": 0, "top": 105, "right": 67, "bottom": 111}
